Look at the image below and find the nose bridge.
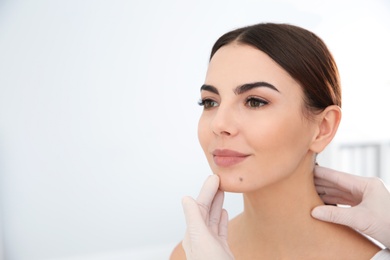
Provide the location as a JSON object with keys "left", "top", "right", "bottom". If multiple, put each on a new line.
{"left": 211, "top": 102, "right": 237, "bottom": 136}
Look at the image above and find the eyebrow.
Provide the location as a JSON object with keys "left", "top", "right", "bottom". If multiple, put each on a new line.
{"left": 200, "top": 81, "right": 279, "bottom": 95}
{"left": 200, "top": 84, "right": 219, "bottom": 94}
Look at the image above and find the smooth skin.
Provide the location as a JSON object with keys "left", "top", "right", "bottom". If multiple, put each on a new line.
{"left": 170, "top": 43, "right": 380, "bottom": 259}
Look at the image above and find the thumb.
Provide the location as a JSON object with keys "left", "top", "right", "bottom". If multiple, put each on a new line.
{"left": 182, "top": 196, "right": 206, "bottom": 231}
{"left": 182, "top": 196, "right": 206, "bottom": 253}
{"left": 311, "top": 205, "right": 357, "bottom": 229}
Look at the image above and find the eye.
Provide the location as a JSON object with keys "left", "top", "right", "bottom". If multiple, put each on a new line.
{"left": 198, "top": 98, "right": 219, "bottom": 109}
{"left": 245, "top": 97, "right": 269, "bottom": 108}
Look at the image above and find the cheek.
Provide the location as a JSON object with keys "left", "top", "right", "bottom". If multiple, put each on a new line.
{"left": 197, "top": 116, "right": 209, "bottom": 152}
{"left": 239, "top": 117, "right": 313, "bottom": 184}
{"left": 248, "top": 112, "right": 311, "bottom": 153}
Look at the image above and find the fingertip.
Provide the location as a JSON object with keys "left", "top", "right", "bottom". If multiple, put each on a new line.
{"left": 312, "top": 206, "right": 330, "bottom": 221}
{"left": 313, "top": 165, "right": 327, "bottom": 177}
{"left": 203, "top": 174, "right": 220, "bottom": 190}
{"left": 208, "top": 174, "right": 220, "bottom": 184}
{"left": 181, "top": 196, "right": 195, "bottom": 207}
{"left": 311, "top": 207, "right": 321, "bottom": 219}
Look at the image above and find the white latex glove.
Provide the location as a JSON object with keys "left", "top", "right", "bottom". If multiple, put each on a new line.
{"left": 312, "top": 166, "right": 390, "bottom": 248}
{"left": 182, "top": 175, "right": 235, "bottom": 260}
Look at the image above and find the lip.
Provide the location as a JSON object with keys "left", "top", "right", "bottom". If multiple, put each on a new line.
{"left": 212, "top": 149, "right": 250, "bottom": 167}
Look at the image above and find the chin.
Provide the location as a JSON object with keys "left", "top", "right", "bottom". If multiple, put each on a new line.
{"left": 215, "top": 168, "right": 280, "bottom": 193}
{"left": 216, "top": 172, "right": 251, "bottom": 193}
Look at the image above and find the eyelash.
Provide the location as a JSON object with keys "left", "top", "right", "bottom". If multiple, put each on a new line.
{"left": 198, "top": 97, "right": 269, "bottom": 109}
{"left": 198, "top": 98, "right": 218, "bottom": 109}
{"left": 245, "top": 96, "right": 269, "bottom": 108}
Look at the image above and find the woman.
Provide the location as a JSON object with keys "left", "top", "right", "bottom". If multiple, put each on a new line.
{"left": 171, "top": 23, "right": 382, "bottom": 259}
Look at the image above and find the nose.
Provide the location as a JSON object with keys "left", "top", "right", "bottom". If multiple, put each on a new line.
{"left": 210, "top": 104, "right": 238, "bottom": 137}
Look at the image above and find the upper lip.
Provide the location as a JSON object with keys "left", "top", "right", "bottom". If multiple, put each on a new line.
{"left": 212, "top": 149, "right": 249, "bottom": 157}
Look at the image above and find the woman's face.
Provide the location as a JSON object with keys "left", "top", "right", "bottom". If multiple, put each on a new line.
{"left": 198, "top": 43, "right": 319, "bottom": 193}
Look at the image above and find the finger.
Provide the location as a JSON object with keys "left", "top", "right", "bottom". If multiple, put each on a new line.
{"left": 182, "top": 196, "right": 206, "bottom": 232}
{"left": 314, "top": 177, "right": 356, "bottom": 194}
{"left": 196, "top": 175, "right": 220, "bottom": 218}
{"left": 315, "top": 185, "right": 348, "bottom": 197}
{"left": 319, "top": 195, "right": 357, "bottom": 206}
{"left": 311, "top": 205, "right": 361, "bottom": 229}
{"left": 182, "top": 230, "right": 191, "bottom": 256}
{"left": 314, "top": 176, "right": 346, "bottom": 190}
{"left": 208, "top": 190, "right": 224, "bottom": 234}
{"left": 314, "top": 166, "right": 367, "bottom": 195}
{"left": 219, "top": 209, "right": 229, "bottom": 240}
{"left": 196, "top": 175, "right": 220, "bottom": 204}
{"left": 182, "top": 196, "right": 205, "bottom": 258}
{"left": 315, "top": 185, "right": 361, "bottom": 204}
{"left": 311, "top": 205, "right": 350, "bottom": 224}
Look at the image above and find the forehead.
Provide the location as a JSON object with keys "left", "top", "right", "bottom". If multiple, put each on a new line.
{"left": 205, "top": 43, "right": 300, "bottom": 92}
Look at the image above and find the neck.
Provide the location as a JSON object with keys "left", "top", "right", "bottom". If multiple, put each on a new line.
{"left": 229, "top": 155, "right": 381, "bottom": 259}
{"left": 236, "top": 156, "right": 327, "bottom": 251}
{"left": 244, "top": 161, "right": 322, "bottom": 222}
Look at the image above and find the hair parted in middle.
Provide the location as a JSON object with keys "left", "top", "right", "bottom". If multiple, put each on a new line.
{"left": 209, "top": 23, "right": 341, "bottom": 119}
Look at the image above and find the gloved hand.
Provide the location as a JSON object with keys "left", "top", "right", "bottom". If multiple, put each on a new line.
{"left": 312, "top": 166, "right": 390, "bottom": 248}
{"left": 181, "top": 175, "right": 235, "bottom": 260}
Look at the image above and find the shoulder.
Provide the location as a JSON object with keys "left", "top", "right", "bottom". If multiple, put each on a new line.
{"left": 169, "top": 241, "right": 186, "bottom": 260}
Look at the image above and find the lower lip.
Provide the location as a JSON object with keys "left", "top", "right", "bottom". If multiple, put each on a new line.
{"left": 213, "top": 156, "right": 249, "bottom": 167}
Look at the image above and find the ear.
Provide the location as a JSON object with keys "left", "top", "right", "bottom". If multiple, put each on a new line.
{"left": 310, "top": 105, "right": 342, "bottom": 153}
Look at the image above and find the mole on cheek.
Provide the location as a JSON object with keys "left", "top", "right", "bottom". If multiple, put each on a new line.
{"left": 239, "top": 177, "right": 243, "bottom": 182}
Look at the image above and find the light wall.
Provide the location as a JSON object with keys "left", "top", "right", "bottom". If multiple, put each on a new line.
{"left": 0, "top": 0, "right": 389, "bottom": 259}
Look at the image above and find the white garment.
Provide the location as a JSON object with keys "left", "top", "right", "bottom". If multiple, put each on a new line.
{"left": 371, "top": 249, "right": 390, "bottom": 260}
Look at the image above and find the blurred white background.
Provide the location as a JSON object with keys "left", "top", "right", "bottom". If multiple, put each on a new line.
{"left": 0, "top": 0, "right": 389, "bottom": 259}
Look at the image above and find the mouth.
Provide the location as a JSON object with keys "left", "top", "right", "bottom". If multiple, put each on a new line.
{"left": 212, "top": 149, "right": 250, "bottom": 167}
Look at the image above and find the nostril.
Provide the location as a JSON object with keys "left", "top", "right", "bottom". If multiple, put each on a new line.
{"left": 210, "top": 109, "right": 237, "bottom": 137}
{"left": 213, "top": 130, "right": 231, "bottom": 136}
{"left": 221, "top": 130, "right": 231, "bottom": 136}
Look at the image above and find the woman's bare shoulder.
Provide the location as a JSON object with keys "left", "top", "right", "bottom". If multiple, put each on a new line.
{"left": 169, "top": 241, "right": 186, "bottom": 260}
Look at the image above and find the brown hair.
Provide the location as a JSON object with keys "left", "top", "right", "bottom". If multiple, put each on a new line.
{"left": 210, "top": 23, "right": 341, "bottom": 117}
